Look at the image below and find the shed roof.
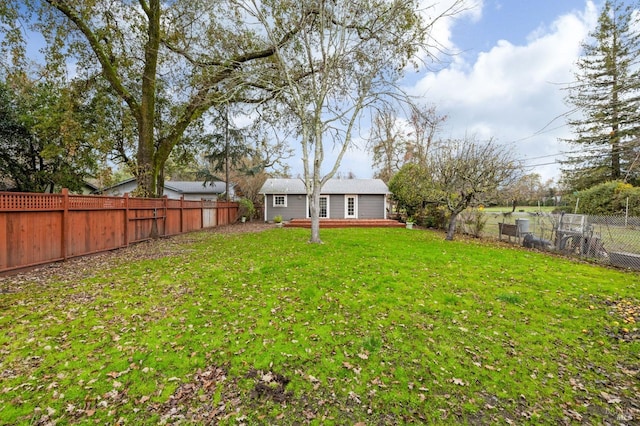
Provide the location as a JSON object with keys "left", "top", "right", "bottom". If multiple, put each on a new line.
{"left": 260, "top": 178, "right": 389, "bottom": 195}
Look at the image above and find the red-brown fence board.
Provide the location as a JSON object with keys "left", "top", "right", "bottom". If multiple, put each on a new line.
{"left": 2, "top": 211, "right": 64, "bottom": 269}
{"left": 0, "top": 189, "right": 239, "bottom": 274}
{"left": 216, "top": 201, "right": 237, "bottom": 226}
{"left": 66, "top": 209, "right": 126, "bottom": 257}
{"left": 182, "top": 200, "right": 205, "bottom": 233}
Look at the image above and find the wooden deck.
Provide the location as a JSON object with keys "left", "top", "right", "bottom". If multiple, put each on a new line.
{"left": 285, "top": 218, "right": 405, "bottom": 228}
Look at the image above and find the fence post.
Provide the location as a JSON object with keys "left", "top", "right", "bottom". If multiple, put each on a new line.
{"left": 199, "top": 198, "right": 203, "bottom": 231}
{"left": 626, "top": 197, "right": 629, "bottom": 228}
{"left": 124, "top": 193, "right": 129, "bottom": 247}
{"left": 163, "top": 195, "right": 168, "bottom": 237}
{"left": 61, "top": 188, "right": 69, "bottom": 260}
{"left": 180, "top": 195, "right": 184, "bottom": 234}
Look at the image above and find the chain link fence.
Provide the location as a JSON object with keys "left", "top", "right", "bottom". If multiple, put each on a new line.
{"left": 461, "top": 211, "right": 640, "bottom": 270}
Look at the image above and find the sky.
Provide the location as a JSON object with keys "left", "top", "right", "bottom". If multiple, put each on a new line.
{"left": 4, "top": 0, "right": 614, "bottom": 185}
{"left": 319, "top": 0, "right": 605, "bottom": 184}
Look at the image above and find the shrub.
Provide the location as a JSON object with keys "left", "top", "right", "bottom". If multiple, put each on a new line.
{"left": 567, "top": 181, "right": 640, "bottom": 216}
{"left": 457, "top": 208, "right": 487, "bottom": 237}
{"left": 416, "top": 205, "right": 447, "bottom": 229}
{"left": 239, "top": 198, "right": 256, "bottom": 220}
{"left": 388, "top": 163, "right": 432, "bottom": 218}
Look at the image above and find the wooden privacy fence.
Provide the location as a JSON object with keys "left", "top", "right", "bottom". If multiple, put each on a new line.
{"left": 0, "top": 189, "right": 239, "bottom": 273}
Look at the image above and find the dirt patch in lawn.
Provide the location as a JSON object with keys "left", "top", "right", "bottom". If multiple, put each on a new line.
{"left": 149, "top": 365, "right": 242, "bottom": 424}
{"left": 148, "top": 366, "right": 295, "bottom": 424}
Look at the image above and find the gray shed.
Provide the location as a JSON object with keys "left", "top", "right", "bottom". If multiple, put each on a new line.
{"left": 259, "top": 178, "right": 389, "bottom": 222}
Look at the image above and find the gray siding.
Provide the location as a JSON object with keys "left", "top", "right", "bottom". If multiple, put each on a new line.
{"left": 265, "top": 194, "right": 307, "bottom": 221}
{"left": 358, "top": 195, "right": 385, "bottom": 219}
{"left": 264, "top": 193, "right": 386, "bottom": 220}
{"left": 329, "top": 195, "right": 343, "bottom": 218}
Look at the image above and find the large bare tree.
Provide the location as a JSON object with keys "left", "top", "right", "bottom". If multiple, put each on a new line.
{"left": 248, "top": 0, "right": 468, "bottom": 242}
{"left": 368, "top": 103, "right": 447, "bottom": 183}
{"left": 405, "top": 104, "right": 448, "bottom": 165}
{"left": 368, "top": 105, "right": 407, "bottom": 183}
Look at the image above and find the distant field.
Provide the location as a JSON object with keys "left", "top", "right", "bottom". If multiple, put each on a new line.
{"left": 481, "top": 205, "right": 558, "bottom": 214}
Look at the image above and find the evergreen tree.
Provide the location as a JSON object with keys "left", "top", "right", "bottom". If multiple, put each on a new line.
{"left": 563, "top": 0, "right": 640, "bottom": 190}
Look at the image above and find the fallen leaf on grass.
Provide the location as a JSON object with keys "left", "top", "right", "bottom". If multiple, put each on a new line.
{"left": 569, "top": 378, "right": 586, "bottom": 391}
{"left": 564, "top": 409, "right": 583, "bottom": 421}
{"left": 600, "top": 391, "right": 621, "bottom": 404}
{"left": 621, "top": 367, "right": 638, "bottom": 376}
{"left": 370, "top": 377, "right": 387, "bottom": 388}
{"left": 348, "top": 391, "right": 362, "bottom": 404}
{"left": 452, "top": 378, "right": 466, "bottom": 386}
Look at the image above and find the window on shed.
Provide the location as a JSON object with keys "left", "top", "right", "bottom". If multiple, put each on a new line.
{"left": 319, "top": 196, "right": 328, "bottom": 218}
{"left": 273, "top": 195, "right": 287, "bottom": 207}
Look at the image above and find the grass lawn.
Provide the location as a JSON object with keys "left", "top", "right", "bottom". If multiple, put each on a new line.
{"left": 1, "top": 226, "right": 639, "bottom": 425}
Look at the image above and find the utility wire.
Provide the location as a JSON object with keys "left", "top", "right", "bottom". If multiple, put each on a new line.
{"left": 518, "top": 145, "right": 608, "bottom": 163}
{"left": 510, "top": 108, "right": 579, "bottom": 143}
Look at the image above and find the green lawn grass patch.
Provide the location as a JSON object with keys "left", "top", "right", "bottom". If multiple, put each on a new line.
{"left": 0, "top": 227, "right": 638, "bottom": 424}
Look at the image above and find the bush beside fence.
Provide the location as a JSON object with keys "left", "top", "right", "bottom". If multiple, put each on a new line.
{"left": 0, "top": 189, "right": 238, "bottom": 274}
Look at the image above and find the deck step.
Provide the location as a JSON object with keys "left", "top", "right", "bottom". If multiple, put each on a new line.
{"left": 285, "top": 219, "right": 405, "bottom": 228}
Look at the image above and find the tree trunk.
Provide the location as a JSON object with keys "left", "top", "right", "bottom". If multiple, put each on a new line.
{"left": 445, "top": 211, "right": 460, "bottom": 241}
{"left": 137, "top": 0, "right": 161, "bottom": 198}
{"left": 610, "top": 127, "right": 621, "bottom": 180}
{"left": 309, "top": 187, "right": 322, "bottom": 243}
{"left": 136, "top": 131, "right": 155, "bottom": 197}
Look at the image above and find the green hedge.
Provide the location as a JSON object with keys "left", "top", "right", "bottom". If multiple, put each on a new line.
{"left": 566, "top": 181, "right": 640, "bottom": 216}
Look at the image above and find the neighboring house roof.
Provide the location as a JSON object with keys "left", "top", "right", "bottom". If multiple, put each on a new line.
{"left": 75, "top": 181, "right": 100, "bottom": 195}
{"left": 99, "top": 178, "right": 229, "bottom": 197}
{"left": 164, "top": 180, "right": 228, "bottom": 194}
{"left": 260, "top": 178, "right": 389, "bottom": 195}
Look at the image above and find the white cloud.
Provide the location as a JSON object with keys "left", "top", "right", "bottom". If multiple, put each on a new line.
{"left": 416, "top": 0, "right": 484, "bottom": 63}
{"left": 290, "top": 1, "right": 601, "bottom": 183}
{"left": 403, "top": 1, "right": 599, "bottom": 182}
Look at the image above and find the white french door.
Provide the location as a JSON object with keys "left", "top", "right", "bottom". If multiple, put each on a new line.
{"left": 345, "top": 195, "right": 357, "bottom": 218}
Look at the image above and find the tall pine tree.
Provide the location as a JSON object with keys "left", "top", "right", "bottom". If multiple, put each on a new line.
{"left": 563, "top": 0, "right": 640, "bottom": 190}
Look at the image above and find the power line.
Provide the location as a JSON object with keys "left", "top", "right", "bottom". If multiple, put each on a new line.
{"left": 510, "top": 108, "right": 579, "bottom": 144}
{"left": 523, "top": 161, "right": 562, "bottom": 168}
{"left": 518, "top": 145, "right": 607, "bottom": 163}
